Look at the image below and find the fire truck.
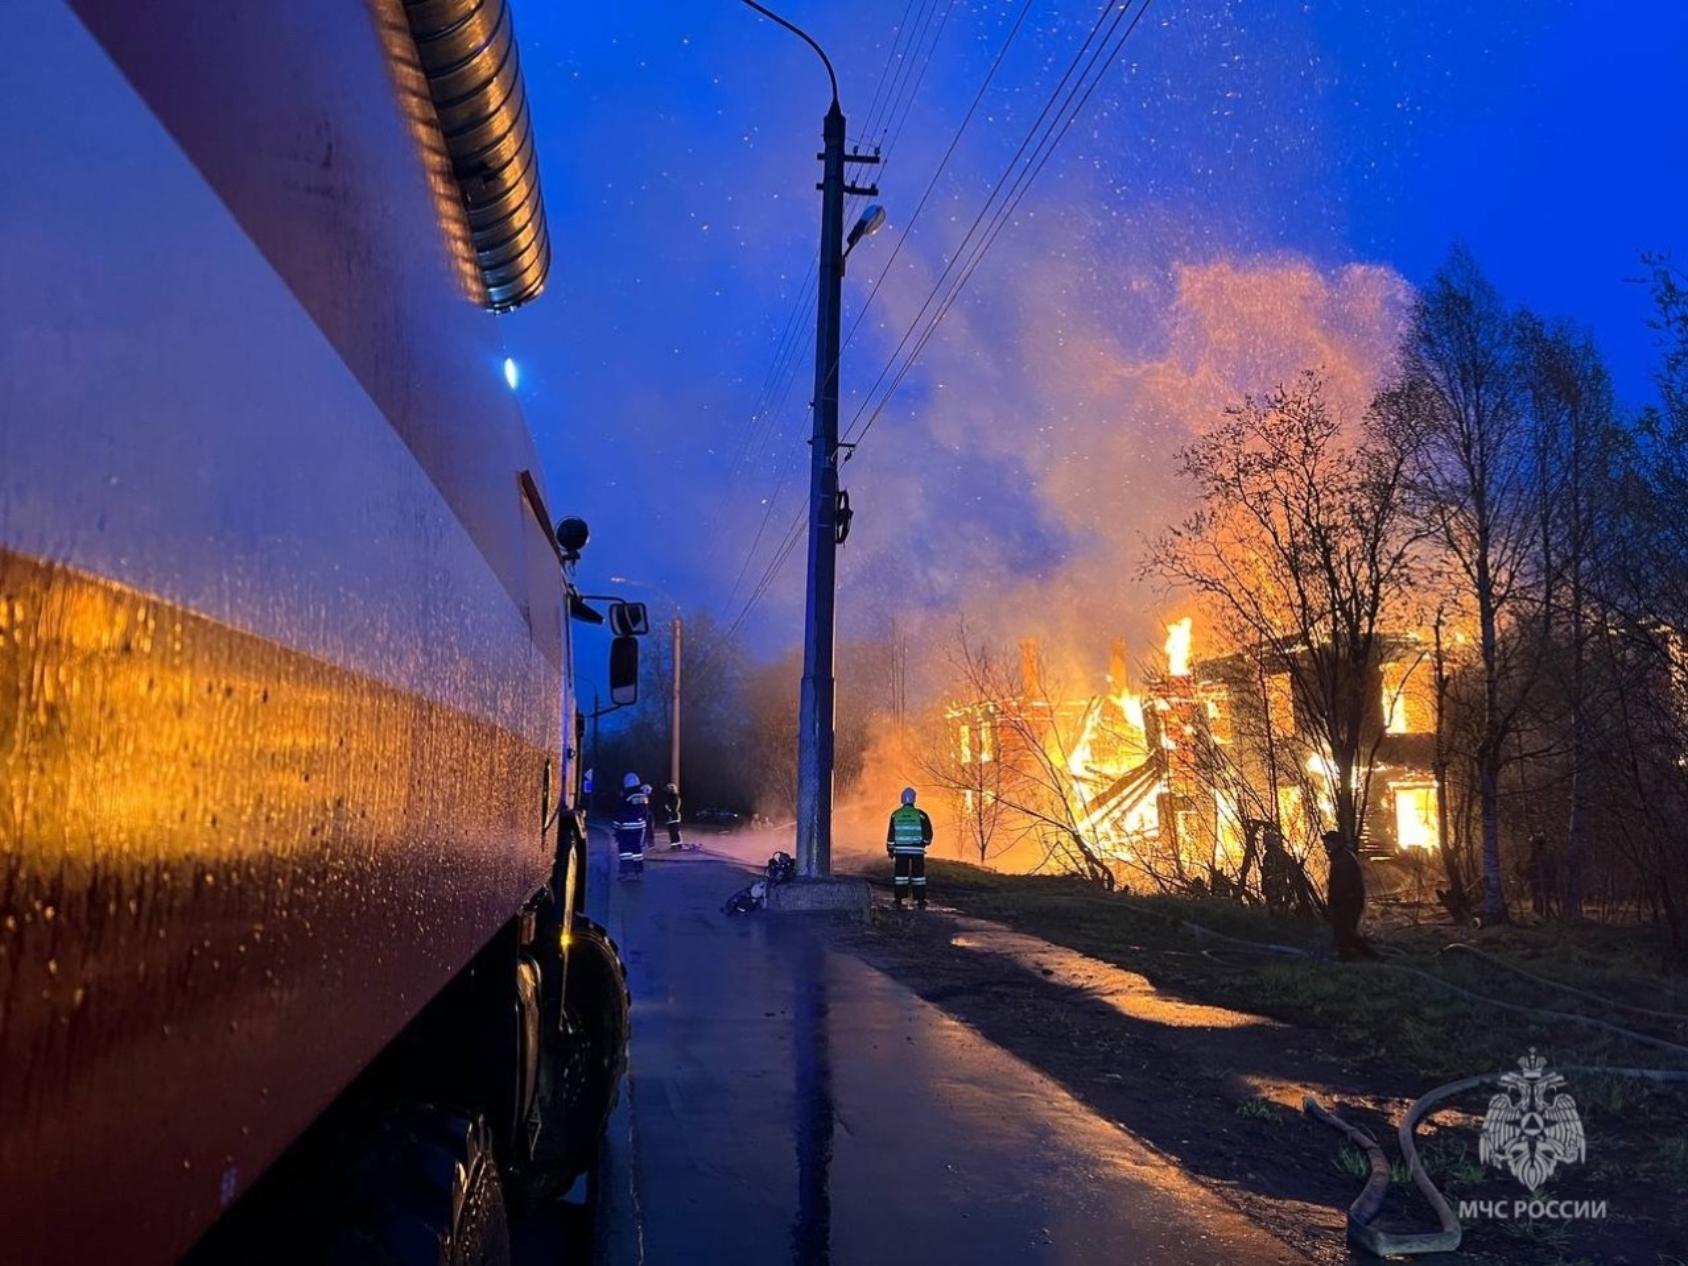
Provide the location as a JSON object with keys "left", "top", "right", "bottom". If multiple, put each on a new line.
{"left": 0, "top": 2, "right": 631, "bottom": 1261}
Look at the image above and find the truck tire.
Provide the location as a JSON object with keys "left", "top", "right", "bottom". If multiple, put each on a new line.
{"left": 330, "top": 1106, "right": 512, "bottom": 1266}
{"left": 520, "top": 918, "right": 630, "bottom": 1205}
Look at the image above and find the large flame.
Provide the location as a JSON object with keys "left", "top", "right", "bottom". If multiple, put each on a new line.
{"left": 1164, "top": 617, "right": 1192, "bottom": 677}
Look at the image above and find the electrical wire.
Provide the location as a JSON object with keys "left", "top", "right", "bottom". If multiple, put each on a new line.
{"left": 843, "top": 0, "right": 1154, "bottom": 458}
{"left": 833, "top": 0, "right": 1037, "bottom": 385}
{"left": 713, "top": 0, "right": 1151, "bottom": 657}
{"left": 714, "top": 0, "right": 1157, "bottom": 663}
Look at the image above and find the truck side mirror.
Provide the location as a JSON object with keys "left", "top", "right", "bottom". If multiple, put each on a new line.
{"left": 610, "top": 636, "right": 639, "bottom": 706}
{"left": 609, "top": 601, "right": 649, "bottom": 637}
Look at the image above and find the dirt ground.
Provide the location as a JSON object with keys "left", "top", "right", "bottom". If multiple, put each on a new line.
{"left": 827, "top": 861, "right": 1688, "bottom": 1266}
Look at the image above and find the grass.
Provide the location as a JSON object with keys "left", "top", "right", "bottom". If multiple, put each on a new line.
{"left": 1650, "top": 1136, "right": 1688, "bottom": 1184}
{"left": 1330, "top": 1143, "right": 1414, "bottom": 1185}
{"left": 899, "top": 857, "right": 1688, "bottom": 1084}
{"left": 1332, "top": 1143, "right": 1371, "bottom": 1180}
{"left": 860, "top": 856, "right": 1688, "bottom": 1262}
{"left": 1234, "top": 1097, "right": 1284, "bottom": 1124}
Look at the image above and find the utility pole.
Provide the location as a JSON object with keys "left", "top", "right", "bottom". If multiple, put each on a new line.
{"left": 795, "top": 100, "right": 878, "bottom": 879}
{"left": 670, "top": 614, "right": 682, "bottom": 792}
{"left": 737, "top": 1, "right": 880, "bottom": 883}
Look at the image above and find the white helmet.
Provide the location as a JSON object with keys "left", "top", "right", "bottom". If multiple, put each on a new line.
{"left": 623, "top": 772, "right": 640, "bottom": 790}
{"left": 666, "top": 783, "right": 678, "bottom": 794}
{"left": 901, "top": 787, "right": 917, "bottom": 806}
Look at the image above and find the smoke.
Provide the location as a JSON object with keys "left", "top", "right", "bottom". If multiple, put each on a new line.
{"left": 820, "top": 240, "right": 1412, "bottom": 863}
{"left": 838, "top": 241, "right": 1412, "bottom": 693}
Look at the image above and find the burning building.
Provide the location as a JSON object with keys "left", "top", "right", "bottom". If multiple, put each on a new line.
{"left": 943, "top": 620, "right": 1443, "bottom": 888}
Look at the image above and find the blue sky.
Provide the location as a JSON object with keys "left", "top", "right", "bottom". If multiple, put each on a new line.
{"left": 501, "top": 1, "right": 1688, "bottom": 673}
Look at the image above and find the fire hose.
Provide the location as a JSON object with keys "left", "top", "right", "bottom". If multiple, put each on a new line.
{"left": 1301, "top": 958, "right": 1688, "bottom": 1255}
{"left": 1438, "top": 941, "right": 1688, "bottom": 1026}
{"left": 1103, "top": 903, "right": 1688, "bottom": 1256}
{"left": 1306, "top": 1065, "right": 1688, "bottom": 1257}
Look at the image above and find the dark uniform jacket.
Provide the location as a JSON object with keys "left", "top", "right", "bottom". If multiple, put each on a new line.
{"left": 615, "top": 788, "right": 651, "bottom": 833}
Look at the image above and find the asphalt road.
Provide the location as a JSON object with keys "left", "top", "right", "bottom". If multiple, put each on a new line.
{"left": 585, "top": 836, "right": 1308, "bottom": 1266}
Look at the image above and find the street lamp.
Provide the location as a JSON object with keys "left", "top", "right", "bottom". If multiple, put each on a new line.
{"left": 844, "top": 203, "right": 886, "bottom": 267}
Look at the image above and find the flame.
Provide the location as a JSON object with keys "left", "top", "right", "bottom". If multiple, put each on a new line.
{"left": 1164, "top": 617, "right": 1192, "bottom": 677}
{"left": 1393, "top": 783, "right": 1438, "bottom": 850}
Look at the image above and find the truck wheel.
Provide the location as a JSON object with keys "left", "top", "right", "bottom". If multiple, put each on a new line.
{"left": 330, "top": 1107, "right": 511, "bottom": 1266}
{"left": 520, "top": 918, "right": 630, "bottom": 1204}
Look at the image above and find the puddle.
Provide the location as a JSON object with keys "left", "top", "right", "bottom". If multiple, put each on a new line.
{"left": 947, "top": 916, "right": 1275, "bottom": 1032}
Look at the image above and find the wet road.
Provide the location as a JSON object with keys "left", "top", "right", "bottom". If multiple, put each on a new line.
{"left": 588, "top": 841, "right": 1307, "bottom": 1266}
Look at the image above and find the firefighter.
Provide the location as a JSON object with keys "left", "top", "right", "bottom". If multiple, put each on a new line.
{"left": 660, "top": 782, "right": 685, "bottom": 850}
{"left": 886, "top": 787, "right": 934, "bottom": 909}
{"left": 1259, "top": 822, "right": 1296, "bottom": 918}
{"left": 614, "top": 773, "right": 651, "bottom": 880}
{"left": 1322, "top": 830, "right": 1376, "bottom": 960}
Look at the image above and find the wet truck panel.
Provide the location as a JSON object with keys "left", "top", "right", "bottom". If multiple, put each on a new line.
{"left": 0, "top": 3, "right": 569, "bottom": 1262}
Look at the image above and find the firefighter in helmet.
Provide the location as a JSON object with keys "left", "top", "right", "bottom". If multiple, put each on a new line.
{"left": 615, "top": 773, "right": 651, "bottom": 879}
{"left": 886, "top": 787, "right": 934, "bottom": 909}
{"left": 659, "top": 782, "right": 685, "bottom": 850}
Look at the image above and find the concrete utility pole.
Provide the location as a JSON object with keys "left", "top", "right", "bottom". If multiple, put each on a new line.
{"left": 670, "top": 614, "right": 681, "bottom": 792}
{"left": 739, "top": 1, "right": 880, "bottom": 896}
{"left": 794, "top": 100, "right": 879, "bottom": 879}
{"left": 795, "top": 102, "right": 847, "bottom": 880}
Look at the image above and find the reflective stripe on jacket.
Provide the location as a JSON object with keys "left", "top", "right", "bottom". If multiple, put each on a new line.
{"left": 888, "top": 805, "right": 930, "bottom": 854}
{"left": 615, "top": 790, "right": 650, "bottom": 833}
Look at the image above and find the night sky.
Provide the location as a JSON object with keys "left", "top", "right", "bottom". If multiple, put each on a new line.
{"left": 499, "top": 1, "right": 1687, "bottom": 679}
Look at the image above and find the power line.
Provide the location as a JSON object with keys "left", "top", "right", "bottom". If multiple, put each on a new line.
{"left": 838, "top": 0, "right": 1129, "bottom": 451}
{"left": 831, "top": 0, "right": 1037, "bottom": 387}
{"left": 855, "top": 0, "right": 923, "bottom": 152}
{"left": 713, "top": 0, "right": 1158, "bottom": 659}
{"left": 718, "top": 0, "right": 933, "bottom": 606}
{"left": 713, "top": 0, "right": 1087, "bottom": 651}
{"left": 717, "top": 0, "right": 966, "bottom": 624}
{"left": 844, "top": 0, "right": 1155, "bottom": 456}
{"left": 871, "top": 0, "right": 960, "bottom": 188}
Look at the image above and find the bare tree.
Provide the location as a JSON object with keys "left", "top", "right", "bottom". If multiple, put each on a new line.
{"left": 1594, "top": 258, "right": 1688, "bottom": 963}
{"left": 1375, "top": 246, "right": 1537, "bottom": 922}
{"left": 1147, "top": 371, "right": 1419, "bottom": 853}
{"left": 936, "top": 630, "right": 1116, "bottom": 887}
{"left": 1516, "top": 316, "right": 1621, "bottom": 920}
{"left": 918, "top": 634, "right": 1011, "bottom": 866}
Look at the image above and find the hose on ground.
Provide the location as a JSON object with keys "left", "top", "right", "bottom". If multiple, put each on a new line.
{"left": 1110, "top": 895, "right": 1316, "bottom": 958}
{"left": 1110, "top": 899, "right": 1688, "bottom": 1058}
{"left": 1438, "top": 941, "right": 1688, "bottom": 1026}
{"left": 1374, "top": 960, "right": 1688, "bottom": 1058}
{"left": 1095, "top": 903, "right": 1688, "bottom": 1253}
{"left": 1307, "top": 1065, "right": 1688, "bottom": 1257}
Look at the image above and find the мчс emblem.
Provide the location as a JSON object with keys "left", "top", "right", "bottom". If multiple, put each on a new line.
{"left": 1479, "top": 1049, "right": 1586, "bottom": 1192}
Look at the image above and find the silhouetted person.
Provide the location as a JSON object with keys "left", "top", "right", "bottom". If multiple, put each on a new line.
{"left": 659, "top": 782, "right": 685, "bottom": 850}
{"left": 1260, "top": 822, "right": 1296, "bottom": 918}
{"left": 1322, "top": 830, "right": 1376, "bottom": 960}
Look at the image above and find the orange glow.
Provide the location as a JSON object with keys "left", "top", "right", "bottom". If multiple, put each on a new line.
{"left": 1393, "top": 783, "right": 1438, "bottom": 850}
{"left": 949, "top": 922, "right": 1270, "bottom": 1031}
{"left": 1382, "top": 657, "right": 1432, "bottom": 734}
{"left": 1164, "top": 617, "right": 1192, "bottom": 677}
